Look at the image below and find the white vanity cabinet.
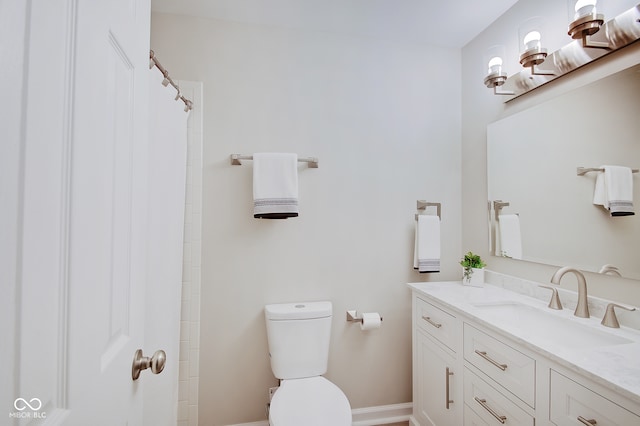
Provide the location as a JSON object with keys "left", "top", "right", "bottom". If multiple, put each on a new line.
{"left": 412, "top": 296, "right": 462, "bottom": 426}
{"left": 409, "top": 283, "right": 640, "bottom": 426}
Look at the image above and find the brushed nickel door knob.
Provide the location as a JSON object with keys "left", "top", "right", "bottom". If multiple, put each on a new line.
{"left": 132, "top": 349, "right": 166, "bottom": 380}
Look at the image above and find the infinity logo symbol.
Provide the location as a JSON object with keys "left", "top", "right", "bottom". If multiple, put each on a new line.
{"left": 14, "top": 398, "right": 42, "bottom": 411}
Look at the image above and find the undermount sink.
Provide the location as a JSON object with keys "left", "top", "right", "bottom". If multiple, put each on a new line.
{"left": 471, "top": 301, "right": 633, "bottom": 349}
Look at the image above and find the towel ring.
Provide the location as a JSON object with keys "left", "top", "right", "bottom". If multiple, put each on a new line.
{"left": 415, "top": 201, "right": 441, "bottom": 220}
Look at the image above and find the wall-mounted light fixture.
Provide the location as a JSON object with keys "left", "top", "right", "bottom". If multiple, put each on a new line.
{"left": 483, "top": 45, "right": 515, "bottom": 95}
{"left": 568, "top": 0, "right": 610, "bottom": 48}
{"left": 483, "top": 3, "right": 640, "bottom": 100}
{"left": 518, "top": 18, "right": 556, "bottom": 75}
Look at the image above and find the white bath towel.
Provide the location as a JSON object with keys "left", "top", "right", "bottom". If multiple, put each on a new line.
{"left": 253, "top": 153, "right": 299, "bottom": 219}
{"left": 498, "top": 214, "right": 522, "bottom": 259}
{"left": 415, "top": 215, "right": 440, "bottom": 273}
{"left": 413, "top": 219, "right": 419, "bottom": 269}
{"left": 593, "top": 165, "right": 634, "bottom": 216}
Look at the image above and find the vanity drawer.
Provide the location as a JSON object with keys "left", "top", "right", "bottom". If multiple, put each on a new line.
{"left": 414, "top": 296, "right": 460, "bottom": 352}
{"left": 549, "top": 370, "right": 640, "bottom": 425}
{"left": 464, "top": 367, "right": 534, "bottom": 426}
{"left": 464, "top": 323, "right": 535, "bottom": 408}
{"left": 464, "top": 403, "right": 491, "bottom": 426}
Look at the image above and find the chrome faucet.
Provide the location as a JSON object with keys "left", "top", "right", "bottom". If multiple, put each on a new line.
{"left": 550, "top": 266, "right": 590, "bottom": 318}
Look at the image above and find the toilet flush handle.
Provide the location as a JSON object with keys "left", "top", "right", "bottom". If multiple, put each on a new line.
{"left": 132, "top": 349, "right": 166, "bottom": 380}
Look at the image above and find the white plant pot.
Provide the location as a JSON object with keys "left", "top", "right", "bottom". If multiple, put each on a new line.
{"left": 463, "top": 267, "right": 485, "bottom": 287}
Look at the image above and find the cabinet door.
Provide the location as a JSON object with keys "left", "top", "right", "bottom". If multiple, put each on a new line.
{"left": 550, "top": 370, "right": 640, "bottom": 425}
{"left": 416, "top": 330, "right": 461, "bottom": 426}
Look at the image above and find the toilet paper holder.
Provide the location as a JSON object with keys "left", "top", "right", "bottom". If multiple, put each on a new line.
{"left": 346, "top": 310, "right": 383, "bottom": 323}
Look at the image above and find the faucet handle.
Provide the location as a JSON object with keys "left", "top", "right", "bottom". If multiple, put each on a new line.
{"left": 539, "top": 285, "right": 563, "bottom": 310}
{"left": 601, "top": 303, "right": 637, "bottom": 328}
{"left": 599, "top": 264, "right": 622, "bottom": 276}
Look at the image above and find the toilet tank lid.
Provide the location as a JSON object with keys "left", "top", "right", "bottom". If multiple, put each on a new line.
{"left": 265, "top": 301, "right": 332, "bottom": 321}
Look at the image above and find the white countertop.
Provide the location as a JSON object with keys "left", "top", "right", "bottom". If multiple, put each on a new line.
{"left": 408, "top": 281, "right": 640, "bottom": 406}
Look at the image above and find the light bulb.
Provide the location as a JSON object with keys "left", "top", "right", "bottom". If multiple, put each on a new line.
{"left": 487, "top": 56, "right": 503, "bottom": 74}
{"left": 574, "top": 0, "right": 597, "bottom": 19}
{"left": 523, "top": 31, "right": 541, "bottom": 50}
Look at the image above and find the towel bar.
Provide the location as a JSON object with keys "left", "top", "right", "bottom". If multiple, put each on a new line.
{"left": 230, "top": 154, "right": 319, "bottom": 168}
{"left": 577, "top": 166, "right": 639, "bottom": 176}
{"left": 415, "top": 200, "right": 441, "bottom": 220}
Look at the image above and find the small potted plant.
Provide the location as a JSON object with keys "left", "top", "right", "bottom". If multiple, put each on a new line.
{"left": 460, "top": 251, "right": 486, "bottom": 287}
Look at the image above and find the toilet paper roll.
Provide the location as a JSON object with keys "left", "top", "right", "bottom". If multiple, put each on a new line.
{"left": 360, "top": 312, "right": 382, "bottom": 331}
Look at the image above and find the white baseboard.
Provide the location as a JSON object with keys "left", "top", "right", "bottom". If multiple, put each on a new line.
{"left": 226, "top": 402, "right": 413, "bottom": 426}
{"left": 351, "top": 402, "right": 413, "bottom": 425}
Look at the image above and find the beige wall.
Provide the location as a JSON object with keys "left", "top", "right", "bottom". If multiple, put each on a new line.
{"left": 151, "top": 13, "right": 462, "bottom": 425}
{"left": 461, "top": 0, "right": 640, "bottom": 304}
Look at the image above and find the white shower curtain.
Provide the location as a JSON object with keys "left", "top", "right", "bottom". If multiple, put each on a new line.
{"left": 144, "top": 66, "right": 190, "bottom": 424}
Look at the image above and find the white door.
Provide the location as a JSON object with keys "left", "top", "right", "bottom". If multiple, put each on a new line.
{"left": 67, "top": 0, "right": 152, "bottom": 423}
{"left": 1, "top": 0, "right": 181, "bottom": 424}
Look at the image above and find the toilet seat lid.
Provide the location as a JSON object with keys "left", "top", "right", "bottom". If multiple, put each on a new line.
{"left": 269, "top": 376, "right": 352, "bottom": 426}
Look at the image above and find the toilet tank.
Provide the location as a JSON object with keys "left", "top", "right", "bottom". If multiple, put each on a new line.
{"left": 265, "top": 301, "right": 332, "bottom": 380}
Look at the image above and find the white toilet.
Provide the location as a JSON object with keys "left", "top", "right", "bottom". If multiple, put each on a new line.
{"left": 264, "top": 301, "right": 352, "bottom": 426}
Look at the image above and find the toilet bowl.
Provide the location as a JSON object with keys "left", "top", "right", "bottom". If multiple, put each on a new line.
{"left": 269, "top": 376, "right": 351, "bottom": 426}
{"left": 264, "top": 301, "right": 352, "bottom": 426}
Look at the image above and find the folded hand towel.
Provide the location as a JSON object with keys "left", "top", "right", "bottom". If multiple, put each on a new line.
{"left": 593, "top": 165, "right": 634, "bottom": 216}
{"left": 498, "top": 214, "right": 522, "bottom": 259}
{"left": 413, "top": 219, "right": 419, "bottom": 269}
{"left": 253, "top": 153, "right": 299, "bottom": 219}
{"left": 416, "top": 215, "right": 440, "bottom": 273}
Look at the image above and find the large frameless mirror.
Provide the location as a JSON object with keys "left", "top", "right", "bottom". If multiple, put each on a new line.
{"left": 487, "top": 63, "right": 640, "bottom": 279}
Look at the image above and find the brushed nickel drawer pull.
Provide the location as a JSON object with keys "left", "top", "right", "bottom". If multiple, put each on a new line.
{"left": 577, "top": 416, "right": 597, "bottom": 425}
{"left": 474, "top": 397, "right": 507, "bottom": 424}
{"left": 475, "top": 350, "right": 508, "bottom": 371}
{"left": 445, "top": 367, "right": 454, "bottom": 409}
{"left": 422, "top": 315, "right": 442, "bottom": 328}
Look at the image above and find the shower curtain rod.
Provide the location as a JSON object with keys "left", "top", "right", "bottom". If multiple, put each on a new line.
{"left": 149, "top": 50, "right": 193, "bottom": 112}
